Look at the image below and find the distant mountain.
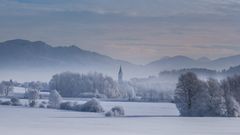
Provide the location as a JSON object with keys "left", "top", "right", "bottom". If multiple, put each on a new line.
{"left": 0, "top": 39, "right": 142, "bottom": 81}
{"left": 1, "top": 39, "right": 240, "bottom": 82}
{"left": 147, "top": 55, "right": 202, "bottom": 71}
{"left": 197, "top": 57, "right": 211, "bottom": 63}
{"left": 159, "top": 65, "right": 240, "bottom": 80}
{"left": 210, "top": 55, "right": 240, "bottom": 70}
{"left": 147, "top": 55, "right": 240, "bottom": 71}
{"left": 0, "top": 39, "right": 132, "bottom": 68}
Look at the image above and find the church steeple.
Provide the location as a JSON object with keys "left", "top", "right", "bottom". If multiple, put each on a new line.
{"left": 118, "top": 66, "right": 123, "bottom": 83}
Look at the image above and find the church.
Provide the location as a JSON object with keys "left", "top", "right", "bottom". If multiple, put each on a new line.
{"left": 118, "top": 66, "right": 123, "bottom": 84}
{"left": 117, "top": 66, "right": 136, "bottom": 100}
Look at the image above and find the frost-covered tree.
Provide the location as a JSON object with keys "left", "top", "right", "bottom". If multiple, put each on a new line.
{"left": 25, "top": 89, "right": 39, "bottom": 107}
{"left": 225, "top": 75, "right": 240, "bottom": 104}
{"left": 49, "top": 72, "right": 120, "bottom": 98}
{"left": 175, "top": 72, "right": 208, "bottom": 116}
{"left": 22, "top": 81, "right": 48, "bottom": 91}
{"left": 206, "top": 78, "right": 227, "bottom": 116}
{"left": 225, "top": 95, "right": 240, "bottom": 117}
{"left": 0, "top": 80, "right": 13, "bottom": 97}
{"left": 175, "top": 73, "right": 240, "bottom": 117}
{"left": 49, "top": 90, "right": 62, "bottom": 109}
{"left": 118, "top": 82, "right": 136, "bottom": 101}
{"left": 221, "top": 79, "right": 240, "bottom": 117}
{"left": 0, "top": 83, "right": 4, "bottom": 96}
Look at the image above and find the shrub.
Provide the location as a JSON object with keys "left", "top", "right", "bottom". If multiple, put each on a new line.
{"left": 25, "top": 89, "right": 39, "bottom": 108}
{"left": 72, "top": 104, "right": 82, "bottom": 111}
{"left": 39, "top": 103, "right": 46, "bottom": 108}
{"left": 105, "top": 106, "right": 125, "bottom": 117}
{"left": 60, "top": 102, "right": 73, "bottom": 110}
{"left": 29, "top": 101, "right": 37, "bottom": 107}
{"left": 80, "top": 98, "right": 104, "bottom": 112}
{"left": 41, "top": 101, "right": 47, "bottom": 104}
{"left": 11, "top": 97, "right": 21, "bottom": 106}
{"left": 105, "top": 111, "right": 114, "bottom": 117}
{"left": 59, "top": 99, "right": 104, "bottom": 113}
{"left": 1, "top": 101, "right": 11, "bottom": 105}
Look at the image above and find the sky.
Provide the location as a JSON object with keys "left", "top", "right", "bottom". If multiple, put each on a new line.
{"left": 0, "top": 0, "right": 240, "bottom": 64}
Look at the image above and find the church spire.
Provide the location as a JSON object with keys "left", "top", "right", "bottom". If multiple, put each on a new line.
{"left": 118, "top": 66, "right": 123, "bottom": 83}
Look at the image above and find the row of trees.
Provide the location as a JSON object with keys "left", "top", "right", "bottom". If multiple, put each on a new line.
{"left": 21, "top": 81, "right": 49, "bottom": 91}
{"left": 24, "top": 88, "right": 62, "bottom": 108}
{"left": 49, "top": 72, "right": 121, "bottom": 98}
{"left": 130, "top": 76, "right": 175, "bottom": 102}
{"left": 175, "top": 72, "right": 240, "bottom": 117}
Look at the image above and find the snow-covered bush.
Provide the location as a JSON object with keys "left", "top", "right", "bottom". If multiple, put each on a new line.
{"left": 1, "top": 101, "right": 11, "bottom": 105}
{"left": 105, "top": 111, "right": 114, "bottom": 117}
{"left": 39, "top": 103, "right": 46, "bottom": 108}
{"left": 29, "top": 101, "right": 37, "bottom": 107}
{"left": 80, "top": 98, "right": 104, "bottom": 112}
{"left": 48, "top": 90, "right": 62, "bottom": 109}
{"left": 72, "top": 104, "right": 82, "bottom": 111}
{"left": 60, "top": 102, "right": 73, "bottom": 110}
{"left": 10, "top": 97, "right": 21, "bottom": 106}
{"left": 59, "top": 100, "right": 104, "bottom": 113}
{"left": 41, "top": 101, "right": 47, "bottom": 104}
{"left": 25, "top": 89, "right": 39, "bottom": 107}
{"left": 105, "top": 106, "right": 125, "bottom": 117}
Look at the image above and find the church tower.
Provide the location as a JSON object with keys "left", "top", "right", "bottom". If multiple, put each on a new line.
{"left": 118, "top": 66, "right": 123, "bottom": 83}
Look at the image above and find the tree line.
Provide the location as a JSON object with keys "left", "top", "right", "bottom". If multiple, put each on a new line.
{"left": 175, "top": 72, "right": 240, "bottom": 117}
{"left": 49, "top": 72, "right": 121, "bottom": 98}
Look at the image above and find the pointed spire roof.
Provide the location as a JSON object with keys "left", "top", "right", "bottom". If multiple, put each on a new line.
{"left": 119, "top": 66, "right": 122, "bottom": 74}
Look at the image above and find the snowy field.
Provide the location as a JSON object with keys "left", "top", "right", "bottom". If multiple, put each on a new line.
{"left": 1, "top": 101, "right": 240, "bottom": 135}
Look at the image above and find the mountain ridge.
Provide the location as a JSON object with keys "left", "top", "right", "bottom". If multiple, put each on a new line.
{"left": 0, "top": 39, "right": 240, "bottom": 81}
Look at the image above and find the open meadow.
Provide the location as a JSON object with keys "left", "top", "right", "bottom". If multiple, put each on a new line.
{"left": 1, "top": 101, "right": 240, "bottom": 135}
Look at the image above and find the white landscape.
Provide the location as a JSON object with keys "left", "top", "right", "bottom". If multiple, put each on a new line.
{"left": 1, "top": 0, "right": 240, "bottom": 135}
{"left": 1, "top": 101, "right": 240, "bottom": 135}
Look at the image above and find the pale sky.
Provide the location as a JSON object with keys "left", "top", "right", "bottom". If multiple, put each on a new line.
{"left": 0, "top": 0, "right": 240, "bottom": 64}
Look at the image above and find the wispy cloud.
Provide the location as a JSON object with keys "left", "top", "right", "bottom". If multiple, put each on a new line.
{"left": 0, "top": 0, "right": 240, "bottom": 64}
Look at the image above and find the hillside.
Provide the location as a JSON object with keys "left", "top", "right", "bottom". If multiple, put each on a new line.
{"left": 147, "top": 55, "right": 240, "bottom": 71}
{"left": 0, "top": 39, "right": 140, "bottom": 81}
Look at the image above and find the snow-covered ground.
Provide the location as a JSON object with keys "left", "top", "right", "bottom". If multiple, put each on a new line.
{"left": 1, "top": 101, "right": 240, "bottom": 135}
